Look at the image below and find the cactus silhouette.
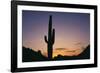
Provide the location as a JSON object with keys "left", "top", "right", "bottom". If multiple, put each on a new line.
{"left": 44, "top": 15, "right": 55, "bottom": 59}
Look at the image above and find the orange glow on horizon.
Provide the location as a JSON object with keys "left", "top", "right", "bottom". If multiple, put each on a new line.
{"left": 41, "top": 47, "right": 85, "bottom": 58}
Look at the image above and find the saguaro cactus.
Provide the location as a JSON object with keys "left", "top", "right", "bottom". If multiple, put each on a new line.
{"left": 44, "top": 15, "right": 55, "bottom": 59}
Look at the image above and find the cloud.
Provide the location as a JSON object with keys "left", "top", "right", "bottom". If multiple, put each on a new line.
{"left": 75, "top": 42, "right": 82, "bottom": 45}
{"left": 55, "top": 48, "right": 68, "bottom": 50}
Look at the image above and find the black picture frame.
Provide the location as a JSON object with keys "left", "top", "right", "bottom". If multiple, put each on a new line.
{"left": 11, "top": 1, "right": 97, "bottom": 72}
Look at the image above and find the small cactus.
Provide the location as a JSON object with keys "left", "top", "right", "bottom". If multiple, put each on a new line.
{"left": 44, "top": 15, "right": 55, "bottom": 59}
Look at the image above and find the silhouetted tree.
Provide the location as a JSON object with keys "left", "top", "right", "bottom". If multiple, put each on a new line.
{"left": 22, "top": 47, "right": 47, "bottom": 62}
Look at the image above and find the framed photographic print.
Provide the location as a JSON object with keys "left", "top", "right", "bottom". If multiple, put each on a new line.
{"left": 11, "top": 1, "right": 97, "bottom": 72}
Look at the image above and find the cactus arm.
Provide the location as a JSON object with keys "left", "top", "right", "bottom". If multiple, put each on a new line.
{"left": 44, "top": 35, "right": 48, "bottom": 43}
{"left": 52, "top": 29, "right": 55, "bottom": 44}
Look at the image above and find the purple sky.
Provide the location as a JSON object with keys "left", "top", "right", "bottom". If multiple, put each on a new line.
{"left": 22, "top": 10, "right": 90, "bottom": 54}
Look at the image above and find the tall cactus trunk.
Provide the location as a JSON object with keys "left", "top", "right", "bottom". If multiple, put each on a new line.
{"left": 44, "top": 15, "right": 55, "bottom": 60}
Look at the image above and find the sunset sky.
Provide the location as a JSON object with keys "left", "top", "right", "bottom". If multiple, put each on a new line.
{"left": 22, "top": 10, "right": 90, "bottom": 57}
